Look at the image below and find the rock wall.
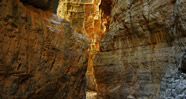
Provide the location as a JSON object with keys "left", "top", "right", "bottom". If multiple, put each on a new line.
{"left": 57, "top": 0, "right": 110, "bottom": 51}
{"left": 159, "top": 49, "right": 186, "bottom": 98}
{"left": 159, "top": 70, "right": 186, "bottom": 99}
{"left": 57, "top": 1, "right": 112, "bottom": 99}
{"left": 93, "top": 0, "right": 186, "bottom": 98}
{"left": 0, "top": 0, "right": 88, "bottom": 98}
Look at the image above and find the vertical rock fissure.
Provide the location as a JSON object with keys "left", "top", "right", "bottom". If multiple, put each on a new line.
{"left": 57, "top": 0, "right": 112, "bottom": 98}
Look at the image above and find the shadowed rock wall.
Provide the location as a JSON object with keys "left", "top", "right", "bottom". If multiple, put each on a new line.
{"left": 93, "top": 0, "right": 186, "bottom": 98}
{"left": 0, "top": 0, "right": 88, "bottom": 98}
{"left": 20, "top": 0, "right": 59, "bottom": 13}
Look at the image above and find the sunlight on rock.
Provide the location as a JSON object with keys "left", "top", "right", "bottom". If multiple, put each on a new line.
{"left": 86, "top": 91, "right": 97, "bottom": 99}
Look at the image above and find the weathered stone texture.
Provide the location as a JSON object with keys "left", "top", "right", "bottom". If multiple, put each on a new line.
{"left": 57, "top": 0, "right": 111, "bottom": 51}
{"left": 57, "top": 1, "right": 111, "bottom": 99}
{"left": 159, "top": 71, "right": 186, "bottom": 99}
{"left": 0, "top": 0, "right": 88, "bottom": 98}
{"left": 93, "top": 0, "right": 186, "bottom": 98}
{"left": 159, "top": 49, "right": 186, "bottom": 98}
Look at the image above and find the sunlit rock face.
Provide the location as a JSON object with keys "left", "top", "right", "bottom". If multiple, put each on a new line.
{"left": 57, "top": 0, "right": 111, "bottom": 51}
{"left": 93, "top": 0, "right": 186, "bottom": 98}
{"left": 0, "top": 0, "right": 88, "bottom": 98}
{"left": 57, "top": 1, "right": 112, "bottom": 99}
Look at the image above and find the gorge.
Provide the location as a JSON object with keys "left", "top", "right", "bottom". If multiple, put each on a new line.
{"left": 0, "top": 0, "right": 186, "bottom": 99}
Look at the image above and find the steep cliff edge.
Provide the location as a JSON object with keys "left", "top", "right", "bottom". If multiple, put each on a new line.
{"left": 93, "top": 0, "right": 186, "bottom": 98}
{"left": 0, "top": 0, "right": 88, "bottom": 98}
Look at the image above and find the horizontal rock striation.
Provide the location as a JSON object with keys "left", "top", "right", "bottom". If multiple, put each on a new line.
{"left": 93, "top": 0, "right": 186, "bottom": 98}
{"left": 0, "top": 0, "right": 88, "bottom": 98}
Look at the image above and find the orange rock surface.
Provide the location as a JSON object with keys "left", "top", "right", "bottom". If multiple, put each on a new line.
{"left": 0, "top": 0, "right": 88, "bottom": 98}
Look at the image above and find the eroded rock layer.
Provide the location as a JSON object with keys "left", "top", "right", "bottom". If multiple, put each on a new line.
{"left": 93, "top": 0, "right": 186, "bottom": 98}
{"left": 0, "top": 0, "right": 88, "bottom": 98}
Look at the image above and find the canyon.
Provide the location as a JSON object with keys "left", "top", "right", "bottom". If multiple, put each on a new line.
{"left": 0, "top": 0, "right": 186, "bottom": 99}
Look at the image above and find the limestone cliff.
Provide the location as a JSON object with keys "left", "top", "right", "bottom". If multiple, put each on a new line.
{"left": 0, "top": 0, "right": 88, "bottom": 98}
{"left": 93, "top": 0, "right": 186, "bottom": 98}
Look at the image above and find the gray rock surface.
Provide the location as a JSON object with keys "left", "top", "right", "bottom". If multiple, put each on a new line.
{"left": 159, "top": 49, "right": 186, "bottom": 99}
